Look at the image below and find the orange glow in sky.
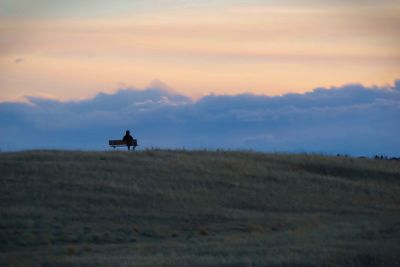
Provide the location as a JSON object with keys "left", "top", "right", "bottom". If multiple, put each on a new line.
{"left": 0, "top": 1, "right": 399, "bottom": 101}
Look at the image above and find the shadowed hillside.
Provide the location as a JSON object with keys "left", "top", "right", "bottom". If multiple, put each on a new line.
{"left": 1, "top": 150, "right": 400, "bottom": 266}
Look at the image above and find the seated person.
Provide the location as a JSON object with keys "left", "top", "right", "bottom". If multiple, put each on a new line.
{"left": 123, "top": 130, "right": 134, "bottom": 150}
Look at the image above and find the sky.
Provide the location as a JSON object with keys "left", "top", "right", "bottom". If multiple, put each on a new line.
{"left": 0, "top": 0, "right": 399, "bottom": 154}
{"left": 1, "top": 82, "right": 399, "bottom": 155}
{"left": 0, "top": 0, "right": 399, "bottom": 101}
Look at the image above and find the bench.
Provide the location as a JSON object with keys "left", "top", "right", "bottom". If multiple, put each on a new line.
{"left": 109, "top": 139, "right": 138, "bottom": 150}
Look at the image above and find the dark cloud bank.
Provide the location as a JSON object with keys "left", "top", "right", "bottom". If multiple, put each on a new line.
{"left": 1, "top": 81, "right": 400, "bottom": 156}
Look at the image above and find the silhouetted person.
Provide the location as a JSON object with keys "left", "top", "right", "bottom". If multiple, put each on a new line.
{"left": 123, "top": 130, "right": 134, "bottom": 150}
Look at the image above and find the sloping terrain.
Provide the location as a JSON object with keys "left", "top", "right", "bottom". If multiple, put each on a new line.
{"left": 1, "top": 150, "right": 399, "bottom": 266}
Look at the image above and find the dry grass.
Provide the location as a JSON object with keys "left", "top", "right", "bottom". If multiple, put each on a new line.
{"left": 0, "top": 149, "right": 399, "bottom": 266}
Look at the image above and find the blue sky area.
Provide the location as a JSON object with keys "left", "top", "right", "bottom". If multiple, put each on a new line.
{"left": 1, "top": 81, "right": 399, "bottom": 156}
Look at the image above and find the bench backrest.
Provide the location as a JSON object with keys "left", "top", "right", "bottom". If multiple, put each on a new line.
{"left": 109, "top": 139, "right": 138, "bottom": 146}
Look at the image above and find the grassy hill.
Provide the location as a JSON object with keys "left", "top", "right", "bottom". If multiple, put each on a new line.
{"left": 1, "top": 150, "right": 399, "bottom": 266}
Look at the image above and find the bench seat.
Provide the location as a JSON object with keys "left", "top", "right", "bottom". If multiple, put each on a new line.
{"left": 109, "top": 139, "right": 138, "bottom": 149}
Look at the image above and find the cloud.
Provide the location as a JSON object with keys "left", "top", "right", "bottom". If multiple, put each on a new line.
{"left": 0, "top": 81, "right": 399, "bottom": 156}
{"left": 14, "top": 58, "right": 24, "bottom": 64}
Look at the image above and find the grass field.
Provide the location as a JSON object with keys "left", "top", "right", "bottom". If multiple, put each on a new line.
{"left": 1, "top": 150, "right": 400, "bottom": 266}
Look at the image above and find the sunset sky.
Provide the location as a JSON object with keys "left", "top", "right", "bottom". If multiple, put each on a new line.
{"left": 1, "top": 0, "right": 399, "bottom": 101}
{"left": 1, "top": 0, "right": 400, "bottom": 154}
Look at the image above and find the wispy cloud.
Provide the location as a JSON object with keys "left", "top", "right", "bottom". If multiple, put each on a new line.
{"left": 14, "top": 58, "right": 24, "bottom": 64}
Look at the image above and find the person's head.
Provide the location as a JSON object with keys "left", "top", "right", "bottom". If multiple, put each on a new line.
{"left": 126, "top": 130, "right": 130, "bottom": 135}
